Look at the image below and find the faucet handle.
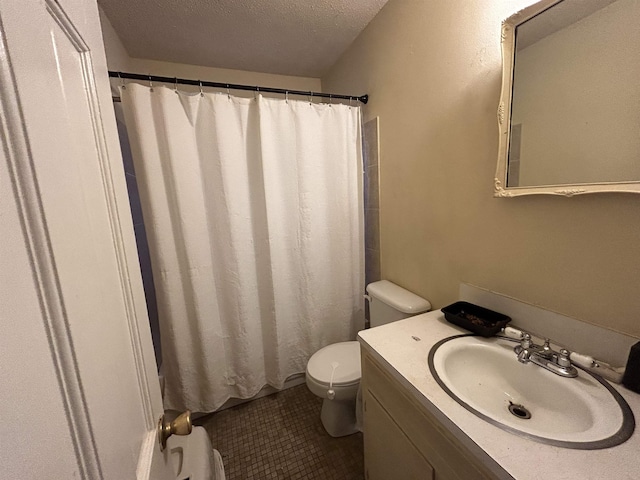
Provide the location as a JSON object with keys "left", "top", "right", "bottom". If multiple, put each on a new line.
{"left": 503, "top": 326, "right": 524, "bottom": 340}
{"left": 558, "top": 349, "right": 572, "bottom": 367}
{"left": 521, "top": 333, "right": 532, "bottom": 349}
{"left": 542, "top": 338, "right": 551, "bottom": 352}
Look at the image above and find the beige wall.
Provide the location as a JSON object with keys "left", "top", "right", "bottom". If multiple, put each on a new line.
{"left": 99, "top": 7, "right": 131, "bottom": 72}
{"left": 98, "top": 8, "right": 321, "bottom": 95}
{"left": 323, "top": 0, "right": 640, "bottom": 337}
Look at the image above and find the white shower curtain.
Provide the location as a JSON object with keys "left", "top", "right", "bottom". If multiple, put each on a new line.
{"left": 121, "top": 83, "right": 364, "bottom": 412}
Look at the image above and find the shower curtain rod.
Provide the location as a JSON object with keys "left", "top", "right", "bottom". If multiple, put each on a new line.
{"left": 108, "top": 71, "right": 368, "bottom": 104}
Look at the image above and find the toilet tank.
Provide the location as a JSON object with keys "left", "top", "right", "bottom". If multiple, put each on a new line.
{"left": 366, "top": 280, "right": 431, "bottom": 328}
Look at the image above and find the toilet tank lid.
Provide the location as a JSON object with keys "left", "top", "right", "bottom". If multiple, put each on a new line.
{"left": 366, "top": 280, "right": 431, "bottom": 314}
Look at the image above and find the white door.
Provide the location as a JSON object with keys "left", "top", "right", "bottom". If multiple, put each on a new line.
{"left": 0, "top": 0, "right": 176, "bottom": 479}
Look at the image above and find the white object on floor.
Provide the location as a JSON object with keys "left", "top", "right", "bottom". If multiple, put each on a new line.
{"left": 167, "top": 426, "right": 226, "bottom": 480}
{"left": 307, "top": 341, "right": 362, "bottom": 437}
{"left": 305, "top": 280, "right": 430, "bottom": 437}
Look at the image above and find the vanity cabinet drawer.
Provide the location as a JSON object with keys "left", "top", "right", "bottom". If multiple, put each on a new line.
{"left": 362, "top": 350, "right": 497, "bottom": 480}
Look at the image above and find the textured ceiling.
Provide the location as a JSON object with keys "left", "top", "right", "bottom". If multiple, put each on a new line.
{"left": 98, "top": 0, "right": 389, "bottom": 77}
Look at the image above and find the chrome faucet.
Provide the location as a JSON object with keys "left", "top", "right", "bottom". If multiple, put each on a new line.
{"left": 511, "top": 331, "right": 578, "bottom": 378}
{"left": 515, "top": 333, "right": 534, "bottom": 362}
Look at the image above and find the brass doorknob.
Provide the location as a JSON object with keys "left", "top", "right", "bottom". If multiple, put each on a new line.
{"left": 157, "top": 410, "right": 192, "bottom": 451}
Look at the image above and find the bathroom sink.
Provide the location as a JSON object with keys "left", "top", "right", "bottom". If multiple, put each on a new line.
{"left": 428, "top": 335, "right": 635, "bottom": 449}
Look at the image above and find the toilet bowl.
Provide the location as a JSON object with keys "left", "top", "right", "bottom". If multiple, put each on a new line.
{"left": 306, "top": 280, "right": 430, "bottom": 437}
{"left": 306, "top": 341, "right": 361, "bottom": 437}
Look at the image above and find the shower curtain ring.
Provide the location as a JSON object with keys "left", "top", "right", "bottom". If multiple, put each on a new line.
{"left": 285, "top": 90, "right": 289, "bottom": 104}
{"left": 329, "top": 94, "right": 332, "bottom": 107}
{"left": 254, "top": 86, "right": 259, "bottom": 101}
{"left": 349, "top": 96, "right": 353, "bottom": 109}
{"left": 174, "top": 77, "right": 179, "bottom": 94}
{"left": 148, "top": 74, "right": 154, "bottom": 92}
{"left": 309, "top": 91, "right": 313, "bottom": 105}
{"left": 226, "top": 84, "right": 230, "bottom": 100}
{"left": 199, "top": 81, "right": 204, "bottom": 97}
{"left": 118, "top": 72, "right": 126, "bottom": 90}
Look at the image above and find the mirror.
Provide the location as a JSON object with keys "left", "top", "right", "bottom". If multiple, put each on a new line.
{"left": 495, "top": 0, "right": 640, "bottom": 197}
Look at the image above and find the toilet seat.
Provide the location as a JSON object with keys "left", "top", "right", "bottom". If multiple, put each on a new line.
{"left": 306, "top": 341, "right": 361, "bottom": 386}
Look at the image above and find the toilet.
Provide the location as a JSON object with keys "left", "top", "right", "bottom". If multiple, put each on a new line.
{"left": 306, "top": 280, "right": 431, "bottom": 437}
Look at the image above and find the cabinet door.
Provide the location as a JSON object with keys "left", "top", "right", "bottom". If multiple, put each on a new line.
{"left": 364, "top": 391, "right": 435, "bottom": 480}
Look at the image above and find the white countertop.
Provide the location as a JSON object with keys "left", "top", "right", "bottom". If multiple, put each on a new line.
{"left": 357, "top": 310, "right": 640, "bottom": 480}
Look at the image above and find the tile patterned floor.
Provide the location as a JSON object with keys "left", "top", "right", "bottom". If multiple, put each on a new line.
{"left": 196, "top": 384, "right": 364, "bottom": 479}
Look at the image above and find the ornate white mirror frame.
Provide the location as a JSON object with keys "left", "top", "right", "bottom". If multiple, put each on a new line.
{"left": 495, "top": 0, "right": 640, "bottom": 197}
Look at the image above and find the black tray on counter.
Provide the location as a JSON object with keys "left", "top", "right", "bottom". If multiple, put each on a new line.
{"left": 442, "top": 301, "right": 511, "bottom": 337}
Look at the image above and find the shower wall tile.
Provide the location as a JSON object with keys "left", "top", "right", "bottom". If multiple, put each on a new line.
{"left": 125, "top": 172, "right": 145, "bottom": 226}
{"left": 363, "top": 117, "right": 381, "bottom": 311}
{"left": 508, "top": 123, "right": 522, "bottom": 187}
{"left": 363, "top": 117, "right": 380, "bottom": 221}
{"left": 365, "top": 247, "right": 381, "bottom": 290}
{"left": 365, "top": 208, "right": 380, "bottom": 252}
{"left": 364, "top": 165, "right": 379, "bottom": 210}
{"left": 133, "top": 221, "right": 162, "bottom": 367}
{"left": 363, "top": 117, "right": 379, "bottom": 168}
{"left": 116, "top": 111, "right": 136, "bottom": 176}
{"left": 363, "top": 117, "right": 381, "bottom": 329}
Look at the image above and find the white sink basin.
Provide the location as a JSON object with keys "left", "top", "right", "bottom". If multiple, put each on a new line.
{"left": 429, "top": 335, "right": 634, "bottom": 449}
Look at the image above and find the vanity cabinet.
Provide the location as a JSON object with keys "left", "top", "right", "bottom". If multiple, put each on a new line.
{"left": 361, "top": 350, "right": 497, "bottom": 480}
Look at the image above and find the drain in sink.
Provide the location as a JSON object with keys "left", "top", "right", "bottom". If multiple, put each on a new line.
{"left": 508, "top": 402, "right": 532, "bottom": 419}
